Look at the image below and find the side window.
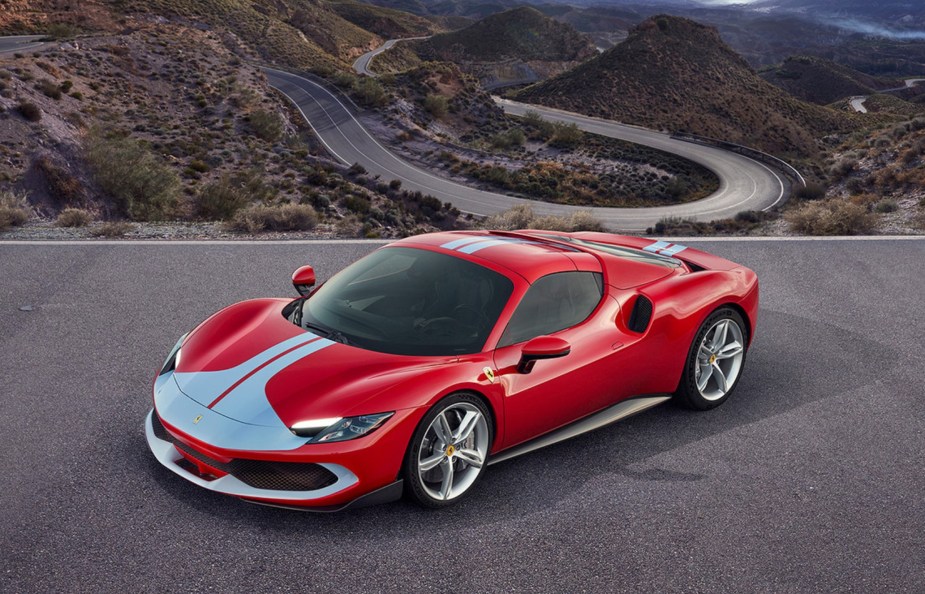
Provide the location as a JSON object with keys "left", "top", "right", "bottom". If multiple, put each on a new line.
{"left": 498, "top": 272, "right": 603, "bottom": 348}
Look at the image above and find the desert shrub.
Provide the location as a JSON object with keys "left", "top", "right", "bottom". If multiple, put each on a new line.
{"left": 35, "top": 155, "right": 81, "bottom": 204}
{"left": 389, "top": 179, "right": 402, "bottom": 190}
{"left": 55, "top": 208, "right": 93, "bottom": 227}
{"left": 90, "top": 221, "right": 134, "bottom": 237}
{"left": 60, "top": 80, "right": 73, "bottom": 93}
{"left": 424, "top": 94, "right": 448, "bottom": 119}
{"left": 85, "top": 131, "right": 180, "bottom": 221}
{"left": 490, "top": 128, "right": 526, "bottom": 150}
{"left": 353, "top": 77, "right": 387, "bottom": 107}
{"left": 46, "top": 23, "right": 77, "bottom": 39}
{"left": 36, "top": 79, "right": 62, "bottom": 100}
{"left": 188, "top": 159, "right": 209, "bottom": 173}
{"left": 248, "top": 109, "right": 282, "bottom": 142}
{"left": 786, "top": 200, "right": 873, "bottom": 235}
{"left": 794, "top": 182, "right": 826, "bottom": 201}
{"left": 874, "top": 199, "right": 898, "bottom": 213}
{"left": 340, "top": 194, "right": 371, "bottom": 214}
{"left": 229, "top": 203, "right": 319, "bottom": 233}
{"left": 830, "top": 158, "right": 857, "bottom": 178}
{"left": 549, "top": 122, "right": 583, "bottom": 148}
{"left": 18, "top": 102, "right": 41, "bottom": 122}
{"left": 482, "top": 204, "right": 603, "bottom": 232}
{"left": 194, "top": 177, "right": 249, "bottom": 220}
{"left": 0, "top": 190, "right": 31, "bottom": 230}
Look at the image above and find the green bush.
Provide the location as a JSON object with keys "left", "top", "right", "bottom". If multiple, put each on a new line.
{"left": 194, "top": 177, "right": 249, "bottom": 220}
{"left": 229, "top": 203, "right": 319, "bottom": 233}
{"left": 424, "top": 94, "right": 448, "bottom": 119}
{"left": 550, "top": 122, "right": 583, "bottom": 148}
{"left": 874, "top": 199, "right": 898, "bottom": 213}
{"left": 248, "top": 109, "right": 282, "bottom": 142}
{"left": 482, "top": 204, "right": 603, "bottom": 232}
{"left": 85, "top": 131, "right": 180, "bottom": 221}
{"left": 352, "top": 77, "right": 387, "bottom": 107}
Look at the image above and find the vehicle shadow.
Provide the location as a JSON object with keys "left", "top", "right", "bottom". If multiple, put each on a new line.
{"left": 144, "top": 306, "right": 896, "bottom": 537}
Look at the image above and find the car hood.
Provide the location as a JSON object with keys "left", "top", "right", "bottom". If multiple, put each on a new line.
{"left": 172, "top": 298, "right": 451, "bottom": 428}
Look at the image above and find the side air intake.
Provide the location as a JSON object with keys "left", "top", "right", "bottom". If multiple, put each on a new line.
{"left": 628, "top": 295, "right": 653, "bottom": 333}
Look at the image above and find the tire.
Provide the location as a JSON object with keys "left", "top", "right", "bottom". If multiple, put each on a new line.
{"left": 403, "top": 393, "right": 493, "bottom": 508}
{"left": 675, "top": 307, "right": 749, "bottom": 410}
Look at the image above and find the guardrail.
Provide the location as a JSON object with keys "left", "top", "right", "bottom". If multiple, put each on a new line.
{"left": 670, "top": 132, "right": 806, "bottom": 188}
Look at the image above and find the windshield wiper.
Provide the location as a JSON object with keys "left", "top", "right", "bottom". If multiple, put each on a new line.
{"left": 304, "top": 321, "right": 350, "bottom": 345}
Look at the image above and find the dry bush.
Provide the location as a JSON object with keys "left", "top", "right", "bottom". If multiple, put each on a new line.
{"left": 85, "top": 131, "right": 180, "bottom": 221}
{"left": 18, "top": 102, "right": 41, "bottom": 122}
{"left": 228, "top": 204, "right": 319, "bottom": 233}
{"left": 0, "top": 190, "right": 31, "bottom": 230}
{"left": 786, "top": 199, "right": 873, "bottom": 235}
{"left": 55, "top": 208, "right": 93, "bottom": 227}
{"left": 194, "top": 177, "right": 249, "bottom": 220}
{"left": 90, "top": 221, "right": 134, "bottom": 237}
{"left": 482, "top": 204, "right": 604, "bottom": 232}
{"left": 247, "top": 110, "right": 282, "bottom": 142}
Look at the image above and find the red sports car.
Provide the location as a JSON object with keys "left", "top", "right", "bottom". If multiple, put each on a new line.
{"left": 146, "top": 230, "right": 758, "bottom": 510}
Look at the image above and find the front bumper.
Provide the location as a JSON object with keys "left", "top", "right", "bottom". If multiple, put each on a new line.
{"left": 145, "top": 409, "right": 361, "bottom": 503}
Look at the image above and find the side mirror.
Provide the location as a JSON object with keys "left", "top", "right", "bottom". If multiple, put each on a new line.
{"left": 517, "top": 336, "right": 571, "bottom": 374}
{"left": 292, "top": 265, "right": 316, "bottom": 297}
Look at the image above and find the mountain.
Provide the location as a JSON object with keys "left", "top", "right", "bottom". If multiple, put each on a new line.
{"left": 515, "top": 15, "right": 858, "bottom": 157}
{"left": 418, "top": 7, "right": 596, "bottom": 63}
{"left": 327, "top": 0, "right": 451, "bottom": 38}
{"left": 761, "top": 55, "right": 902, "bottom": 105}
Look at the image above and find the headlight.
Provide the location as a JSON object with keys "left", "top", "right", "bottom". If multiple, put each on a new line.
{"left": 159, "top": 333, "right": 188, "bottom": 376}
{"left": 290, "top": 412, "right": 394, "bottom": 442}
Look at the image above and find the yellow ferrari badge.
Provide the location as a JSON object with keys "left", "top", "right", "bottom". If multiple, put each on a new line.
{"left": 483, "top": 367, "right": 495, "bottom": 383}
{"left": 193, "top": 415, "right": 203, "bottom": 424}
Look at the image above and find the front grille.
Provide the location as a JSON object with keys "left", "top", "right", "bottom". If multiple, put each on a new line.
{"left": 152, "top": 411, "right": 337, "bottom": 492}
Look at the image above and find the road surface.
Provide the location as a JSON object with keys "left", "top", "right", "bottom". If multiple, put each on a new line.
{"left": 2, "top": 238, "right": 924, "bottom": 592}
{"left": 264, "top": 67, "right": 787, "bottom": 231}
{"left": 352, "top": 37, "right": 429, "bottom": 76}
{"left": 0, "top": 34, "right": 46, "bottom": 54}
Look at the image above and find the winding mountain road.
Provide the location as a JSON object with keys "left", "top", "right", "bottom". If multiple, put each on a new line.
{"left": 0, "top": 34, "right": 46, "bottom": 54}
{"left": 352, "top": 37, "right": 429, "bottom": 76}
{"left": 264, "top": 66, "right": 787, "bottom": 231}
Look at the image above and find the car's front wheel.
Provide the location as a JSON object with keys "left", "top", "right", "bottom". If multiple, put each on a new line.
{"left": 403, "top": 393, "right": 492, "bottom": 508}
{"left": 676, "top": 307, "right": 748, "bottom": 410}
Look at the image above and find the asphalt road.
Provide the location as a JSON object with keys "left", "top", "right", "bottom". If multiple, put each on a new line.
{"left": 0, "top": 35, "right": 46, "bottom": 54}
{"left": 264, "top": 67, "right": 786, "bottom": 231}
{"left": 352, "top": 37, "right": 429, "bottom": 76}
{"left": 3, "top": 238, "right": 924, "bottom": 593}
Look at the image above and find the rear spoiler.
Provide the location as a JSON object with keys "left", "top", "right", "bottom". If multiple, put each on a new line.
{"left": 570, "top": 233, "right": 741, "bottom": 271}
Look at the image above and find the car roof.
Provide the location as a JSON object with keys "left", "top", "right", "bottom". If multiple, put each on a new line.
{"left": 394, "top": 231, "right": 601, "bottom": 283}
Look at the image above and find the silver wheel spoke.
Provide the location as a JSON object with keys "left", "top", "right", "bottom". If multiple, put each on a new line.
{"left": 717, "top": 341, "right": 743, "bottom": 360}
{"left": 432, "top": 412, "right": 452, "bottom": 446}
{"left": 419, "top": 452, "right": 445, "bottom": 472}
{"left": 711, "top": 320, "right": 729, "bottom": 350}
{"left": 453, "top": 411, "right": 480, "bottom": 444}
{"left": 699, "top": 345, "right": 714, "bottom": 359}
{"left": 712, "top": 362, "right": 729, "bottom": 393}
{"left": 438, "top": 458, "right": 454, "bottom": 500}
{"left": 697, "top": 364, "right": 713, "bottom": 391}
{"left": 455, "top": 448, "right": 484, "bottom": 469}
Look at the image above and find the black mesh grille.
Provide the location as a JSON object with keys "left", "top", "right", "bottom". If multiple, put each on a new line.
{"left": 152, "top": 411, "right": 337, "bottom": 492}
{"left": 151, "top": 410, "right": 172, "bottom": 441}
{"left": 628, "top": 295, "right": 653, "bottom": 333}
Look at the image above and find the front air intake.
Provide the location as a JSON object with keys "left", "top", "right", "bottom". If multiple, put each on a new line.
{"left": 628, "top": 295, "right": 653, "bottom": 333}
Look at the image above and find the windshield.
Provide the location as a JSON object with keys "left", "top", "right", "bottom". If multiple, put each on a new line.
{"left": 294, "top": 247, "right": 514, "bottom": 356}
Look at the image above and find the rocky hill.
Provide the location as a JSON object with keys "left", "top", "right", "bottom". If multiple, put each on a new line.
{"left": 407, "top": 7, "right": 596, "bottom": 88}
{"left": 515, "top": 15, "right": 858, "bottom": 158}
{"left": 761, "top": 55, "right": 902, "bottom": 105}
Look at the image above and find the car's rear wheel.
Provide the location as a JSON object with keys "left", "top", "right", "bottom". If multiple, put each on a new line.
{"left": 403, "top": 393, "right": 492, "bottom": 508}
{"left": 676, "top": 307, "right": 748, "bottom": 410}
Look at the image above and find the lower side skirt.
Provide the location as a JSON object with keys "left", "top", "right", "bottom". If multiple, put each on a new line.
{"left": 488, "top": 395, "right": 672, "bottom": 466}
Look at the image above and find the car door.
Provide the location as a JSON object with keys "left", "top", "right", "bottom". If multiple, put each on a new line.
{"left": 491, "top": 271, "right": 622, "bottom": 449}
